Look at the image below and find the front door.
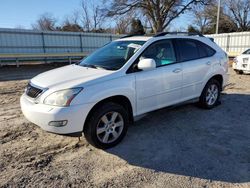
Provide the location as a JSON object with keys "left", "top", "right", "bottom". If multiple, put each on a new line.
{"left": 135, "top": 39, "right": 183, "bottom": 115}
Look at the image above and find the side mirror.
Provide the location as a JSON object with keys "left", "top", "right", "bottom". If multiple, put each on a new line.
{"left": 137, "top": 58, "right": 156, "bottom": 71}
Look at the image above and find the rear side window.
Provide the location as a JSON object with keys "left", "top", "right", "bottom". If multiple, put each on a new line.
{"left": 176, "top": 39, "right": 215, "bottom": 62}
{"left": 197, "top": 41, "right": 216, "bottom": 58}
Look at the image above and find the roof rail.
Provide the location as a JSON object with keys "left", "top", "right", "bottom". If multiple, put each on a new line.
{"left": 120, "top": 34, "right": 145, "bottom": 39}
{"left": 154, "top": 32, "right": 204, "bottom": 37}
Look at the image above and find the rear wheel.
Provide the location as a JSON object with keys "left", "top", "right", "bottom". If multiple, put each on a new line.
{"left": 84, "top": 102, "right": 129, "bottom": 149}
{"left": 199, "top": 79, "right": 221, "bottom": 109}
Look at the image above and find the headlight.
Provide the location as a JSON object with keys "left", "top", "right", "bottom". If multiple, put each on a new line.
{"left": 43, "top": 88, "right": 82, "bottom": 107}
{"left": 233, "top": 58, "right": 238, "bottom": 63}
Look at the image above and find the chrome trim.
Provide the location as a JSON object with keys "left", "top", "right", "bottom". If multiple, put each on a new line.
{"left": 25, "top": 81, "right": 48, "bottom": 100}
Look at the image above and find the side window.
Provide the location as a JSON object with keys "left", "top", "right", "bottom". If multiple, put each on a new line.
{"left": 139, "top": 40, "right": 176, "bottom": 67}
{"left": 197, "top": 41, "right": 216, "bottom": 58}
{"left": 177, "top": 39, "right": 216, "bottom": 61}
{"left": 177, "top": 39, "right": 200, "bottom": 61}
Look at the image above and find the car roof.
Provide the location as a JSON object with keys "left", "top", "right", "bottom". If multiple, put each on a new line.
{"left": 115, "top": 34, "right": 222, "bottom": 53}
{"left": 116, "top": 35, "right": 210, "bottom": 43}
{"left": 116, "top": 36, "right": 152, "bottom": 42}
{"left": 116, "top": 32, "right": 206, "bottom": 42}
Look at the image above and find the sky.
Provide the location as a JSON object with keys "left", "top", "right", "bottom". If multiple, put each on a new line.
{"left": 0, "top": 0, "right": 85, "bottom": 28}
{"left": 0, "top": 0, "right": 193, "bottom": 30}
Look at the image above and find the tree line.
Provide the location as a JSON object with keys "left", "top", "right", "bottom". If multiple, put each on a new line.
{"left": 188, "top": 0, "right": 250, "bottom": 34}
{"left": 32, "top": 0, "right": 250, "bottom": 34}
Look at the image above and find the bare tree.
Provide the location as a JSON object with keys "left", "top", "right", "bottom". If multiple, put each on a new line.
{"left": 61, "top": 19, "right": 83, "bottom": 32}
{"left": 61, "top": 12, "right": 83, "bottom": 32}
{"left": 191, "top": 3, "right": 212, "bottom": 33}
{"left": 114, "top": 17, "right": 131, "bottom": 34}
{"left": 225, "top": 0, "right": 250, "bottom": 31}
{"left": 92, "top": 4, "right": 104, "bottom": 30}
{"left": 80, "top": 0, "right": 105, "bottom": 32}
{"left": 32, "top": 13, "right": 57, "bottom": 31}
{"left": 81, "top": 1, "right": 91, "bottom": 31}
{"left": 189, "top": 0, "right": 238, "bottom": 34}
{"left": 103, "top": 0, "right": 209, "bottom": 33}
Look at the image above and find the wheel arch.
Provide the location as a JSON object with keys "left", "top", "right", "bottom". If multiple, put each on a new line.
{"left": 199, "top": 74, "right": 223, "bottom": 98}
{"left": 83, "top": 95, "right": 134, "bottom": 132}
{"left": 209, "top": 74, "right": 223, "bottom": 91}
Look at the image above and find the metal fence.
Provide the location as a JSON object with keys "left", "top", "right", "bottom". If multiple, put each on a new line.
{"left": 0, "top": 28, "right": 122, "bottom": 54}
{"left": 1, "top": 28, "right": 250, "bottom": 65}
{"left": 0, "top": 28, "right": 123, "bottom": 65}
{"left": 207, "top": 32, "right": 250, "bottom": 56}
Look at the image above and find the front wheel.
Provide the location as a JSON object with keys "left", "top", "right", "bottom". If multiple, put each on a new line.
{"left": 84, "top": 102, "right": 129, "bottom": 149}
{"left": 235, "top": 70, "right": 243, "bottom": 74}
{"left": 199, "top": 79, "right": 221, "bottom": 109}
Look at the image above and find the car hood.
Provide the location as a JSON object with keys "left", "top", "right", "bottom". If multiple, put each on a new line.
{"left": 31, "top": 64, "right": 114, "bottom": 89}
{"left": 237, "top": 54, "right": 250, "bottom": 59}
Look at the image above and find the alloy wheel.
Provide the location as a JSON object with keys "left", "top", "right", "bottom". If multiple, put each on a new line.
{"left": 206, "top": 84, "right": 219, "bottom": 106}
{"left": 96, "top": 111, "right": 124, "bottom": 144}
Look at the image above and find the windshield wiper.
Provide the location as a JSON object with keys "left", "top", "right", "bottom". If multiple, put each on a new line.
{"left": 82, "top": 64, "right": 97, "bottom": 69}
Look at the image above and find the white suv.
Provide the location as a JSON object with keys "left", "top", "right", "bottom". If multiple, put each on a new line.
{"left": 233, "top": 48, "right": 250, "bottom": 74}
{"left": 21, "top": 32, "right": 229, "bottom": 149}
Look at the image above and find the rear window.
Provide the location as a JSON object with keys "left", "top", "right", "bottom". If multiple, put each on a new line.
{"left": 176, "top": 39, "right": 216, "bottom": 62}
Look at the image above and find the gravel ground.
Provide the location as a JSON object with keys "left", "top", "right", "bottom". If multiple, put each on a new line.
{"left": 0, "top": 65, "right": 249, "bottom": 188}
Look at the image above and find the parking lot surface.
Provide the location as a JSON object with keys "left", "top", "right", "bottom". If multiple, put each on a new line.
{"left": 0, "top": 65, "right": 249, "bottom": 187}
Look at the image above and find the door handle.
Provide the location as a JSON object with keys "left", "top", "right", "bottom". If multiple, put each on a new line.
{"left": 206, "top": 61, "right": 212, "bottom": 65}
{"left": 173, "top": 68, "right": 182, "bottom": 73}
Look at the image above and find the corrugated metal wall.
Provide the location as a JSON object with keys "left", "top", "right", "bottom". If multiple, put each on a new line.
{"left": 207, "top": 32, "right": 250, "bottom": 55}
{"left": 0, "top": 28, "right": 122, "bottom": 54}
{"left": 1, "top": 28, "right": 249, "bottom": 57}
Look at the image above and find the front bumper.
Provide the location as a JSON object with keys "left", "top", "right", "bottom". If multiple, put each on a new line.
{"left": 233, "top": 62, "right": 250, "bottom": 73}
{"left": 20, "top": 94, "right": 95, "bottom": 135}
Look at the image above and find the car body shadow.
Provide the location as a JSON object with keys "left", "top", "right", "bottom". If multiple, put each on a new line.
{"left": 107, "top": 93, "right": 250, "bottom": 183}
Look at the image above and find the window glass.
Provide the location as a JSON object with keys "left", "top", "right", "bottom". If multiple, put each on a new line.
{"left": 205, "top": 45, "right": 216, "bottom": 56}
{"left": 198, "top": 43, "right": 208, "bottom": 58}
{"left": 177, "top": 39, "right": 200, "bottom": 61}
{"left": 243, "top": 49, "right": 250, "bottom": 54}
{"left": 79, "top": 40, "right": 145, "bottom": 70}
{"left": 177, "top": 39, "right": 215, "bottom": 61}
{"left": 197, "top": 41, "right": 216, "bottom": 58}
{"left": 139, "top": 40, "right": 176, "bottom": 67}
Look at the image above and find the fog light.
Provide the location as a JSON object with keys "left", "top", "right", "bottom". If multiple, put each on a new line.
{"left": 48, "top": 120, "right": 68, "bottom": 127}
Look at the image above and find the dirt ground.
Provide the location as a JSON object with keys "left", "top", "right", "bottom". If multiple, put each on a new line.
{"left": 0, "top": 65, "right": 249, "bottom": 188}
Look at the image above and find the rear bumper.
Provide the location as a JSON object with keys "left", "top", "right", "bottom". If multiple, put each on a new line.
{"left": 20, "top": 94, "right": 95, "bottom": 135}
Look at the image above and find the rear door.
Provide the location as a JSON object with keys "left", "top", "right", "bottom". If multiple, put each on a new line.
{"left": 175, "top": 39, "right": 216, "bottom": 101}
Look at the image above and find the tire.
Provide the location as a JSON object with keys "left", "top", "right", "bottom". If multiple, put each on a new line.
{"left": 84, "top": 102, "right": 129, "bottom": 149}
{"left": 235, "top": 70, "right": 243, "bottom": 75}
{"left": 199, "top": 79, "right": 221, "bottom": 109}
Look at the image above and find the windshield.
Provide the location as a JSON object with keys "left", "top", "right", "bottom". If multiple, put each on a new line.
{"left": 242, "top": 49, "right": 250, "bottom": 55}
{"left": 79, "top": 40, "right": 145, "bottom": 70}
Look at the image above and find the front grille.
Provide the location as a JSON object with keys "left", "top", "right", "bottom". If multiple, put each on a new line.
{"left": 26, "top": 83, "right": 43, "bottom": 98}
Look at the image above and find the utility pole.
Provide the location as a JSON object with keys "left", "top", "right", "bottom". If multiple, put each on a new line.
{"left": 216, "top": 0, "right": 221, "bottom": 34}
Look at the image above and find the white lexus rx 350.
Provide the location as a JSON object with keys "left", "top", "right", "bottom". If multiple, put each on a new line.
{"left": 21, "top": 33, "right": 229, "bottom": 149}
